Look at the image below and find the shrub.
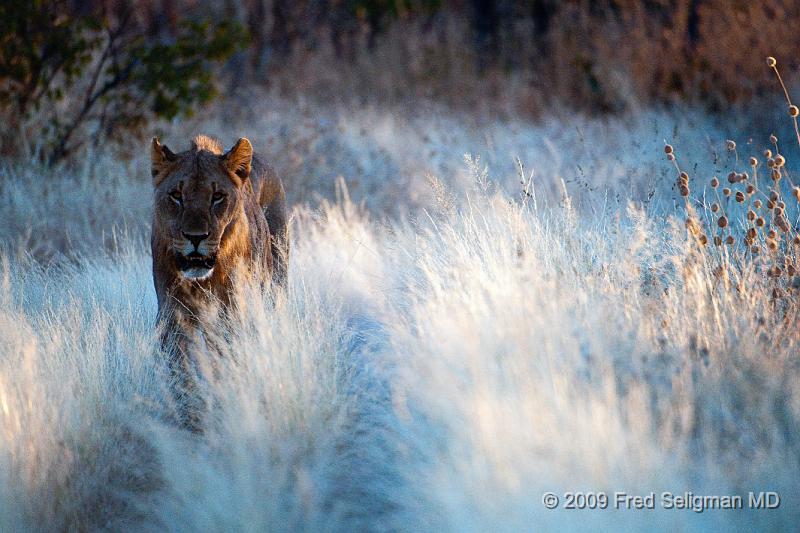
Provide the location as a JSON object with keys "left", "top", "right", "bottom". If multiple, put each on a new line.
{"left": 0, "top": 1, "right": 246, "bottom": 164}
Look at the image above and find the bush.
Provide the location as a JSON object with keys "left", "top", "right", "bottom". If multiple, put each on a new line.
{"left": 0, "top": 0, "right": 246, "bottom": 164}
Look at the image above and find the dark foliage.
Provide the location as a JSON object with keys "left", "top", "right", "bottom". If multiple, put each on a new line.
{"left": 0, "top": 0, "right": 246, "bottom": 164}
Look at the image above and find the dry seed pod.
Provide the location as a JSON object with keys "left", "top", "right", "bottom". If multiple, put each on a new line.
{"left": 768, "top": 229, "right": 778, "bottom": 239}
{"left": 747, "top": 210, "right": 756, "bottom": 221}
{"left": 680, "top": 185, "right": 690, "bottom": 197}
{"left": 764, "top": 149, "right": 773, "bottom": 158}
{"left": 735, "top": 191, "right": 745, "bottom": 203}
{"left": 747, "top": 227, "right": 758, "bottom": 240}
{"left": 775, "top": 154, "right": 786, "bottom": 167}
{"left": 727, "top": 171, "right": 737, "bottom": 183}
{"left": 755, "top": 199, "right": 763, "bottom": 209}
{"left": 714, "top": 236, "right": 722, "bottom": 246}
{"left": 664, "top": 144, "right": 674, "bottom": 154}
{"left": 711, "top": 177, "right": 719, "bottom": 188}
{"left": 794, "top": 187, "right": 800, "bottom": 201}
{"left": 750, "top": 157, "right": 759, "bottom": 166}
{"left": 667, "top": 153, "right": 675, "bottom": 161}
{"left": 767, "top": 158, "right": 775, "bottom": 168}
{"left": 726, "top": 140, "right": 736, "bottom": 151}
{"left": 790, "top": 105, "right": 799, "bottom": 118}
{"left": 711, "top": 203, "right": 720, "bottom": 213}
{"left": 775, "top": 207, "right": 784, "bottom": 217}
{"left": 789, "top": 264, "right": 797, "bottom": 276}
{"left": 752, "top": 245, "right": 760, "bottom": 254}
{"left": 746, "top": 184, "right": 755, "bottom": 194}
{"left": 777, "top": 216, "right": 791, "bottom": 232}
{"left": 768, "top": 56, "right": 777, "bottom": 67}
{"left": 770, "top": 134, "right": 778, "bottom": 144}
{"left": 795, "top": 235, "right": 800, "bottom": 245}
{"left": 699, "top": 234, "right": 708, "bottom": 245}
{"left": 778, "top": 201, "right": 786, "bottom": 209}
{"left": 770, "top": 190, "right": 779, "bottom": 202}
{"left": 726, "top": 235, "right": 735, "bottom": 245}
{"left": 768, "top": 239, "right": 778, "bottom": 251}
{"left": 767, "top": 200, "right": 775, "bottom": 209}
{"left": 680, "top": 171, "right": 689, "bottom": 181}
{"left": 757, "top": 217, "right": 766, "bottom": 227}
{"left": 772, "top": 168, "right": 781, "bottom": 181}
{"left": 723, "top": 187, "right": 731, "bottom": 197}
{"left": 718, "top": 216, "right": 729, "bottom": 228}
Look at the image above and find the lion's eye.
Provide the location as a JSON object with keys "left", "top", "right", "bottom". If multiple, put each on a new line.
{"left": 212, "top": 192, "right": 226, "bottom": 204}
{"left": 169, "top": 191, "right": 182, "bottom": 204}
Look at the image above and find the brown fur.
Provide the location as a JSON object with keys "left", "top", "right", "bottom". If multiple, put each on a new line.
{"left": 150, "top": 134, "right": 288, "bottom": 427}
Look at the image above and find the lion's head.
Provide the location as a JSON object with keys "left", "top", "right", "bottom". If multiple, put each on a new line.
{"left": 151, "top": 135, "right": 253, "bottom": 281}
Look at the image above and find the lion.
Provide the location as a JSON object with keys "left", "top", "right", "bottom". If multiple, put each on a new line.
{"left": 150, "top": 134, "right": 288, "bottom": 428}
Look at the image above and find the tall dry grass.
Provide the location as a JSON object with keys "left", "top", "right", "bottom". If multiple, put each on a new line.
{"left": 1, "top": 96, "right": 799, "bottom": 530}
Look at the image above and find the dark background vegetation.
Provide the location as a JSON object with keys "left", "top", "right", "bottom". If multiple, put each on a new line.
{"left": 2, "top": 0, "right": 798, "bottom": 164}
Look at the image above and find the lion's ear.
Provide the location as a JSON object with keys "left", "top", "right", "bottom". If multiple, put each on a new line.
{"left": 222, "top": 138, "right": 253, "bottom": 181}
{"left": 151, "top": 138, "right": 176, "bottom": 181}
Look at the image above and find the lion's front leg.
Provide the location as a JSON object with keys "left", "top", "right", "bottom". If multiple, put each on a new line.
{"left": 158, "top": 309, "right": 207, "bottom": 433}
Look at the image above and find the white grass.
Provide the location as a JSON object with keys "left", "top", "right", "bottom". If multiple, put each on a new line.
{"left": 1, "top": 104, "right": 798, "bottom": 531}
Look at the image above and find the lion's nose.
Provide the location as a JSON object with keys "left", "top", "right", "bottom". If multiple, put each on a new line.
{"left": 183, "top": 232, "right": 209, "bottom": 249}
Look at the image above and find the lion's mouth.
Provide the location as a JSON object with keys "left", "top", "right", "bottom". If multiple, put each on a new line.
{"left": 175, "top": 252, "right": 216, "bottom": 279}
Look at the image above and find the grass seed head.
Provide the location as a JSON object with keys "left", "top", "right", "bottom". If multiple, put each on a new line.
{"left": 767, "top": 56, "right": 777, "bottom": 68}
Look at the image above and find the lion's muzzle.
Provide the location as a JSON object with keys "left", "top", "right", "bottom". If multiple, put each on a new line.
{"left": 175, "top": 251, "right": 217, "bottom": 280}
